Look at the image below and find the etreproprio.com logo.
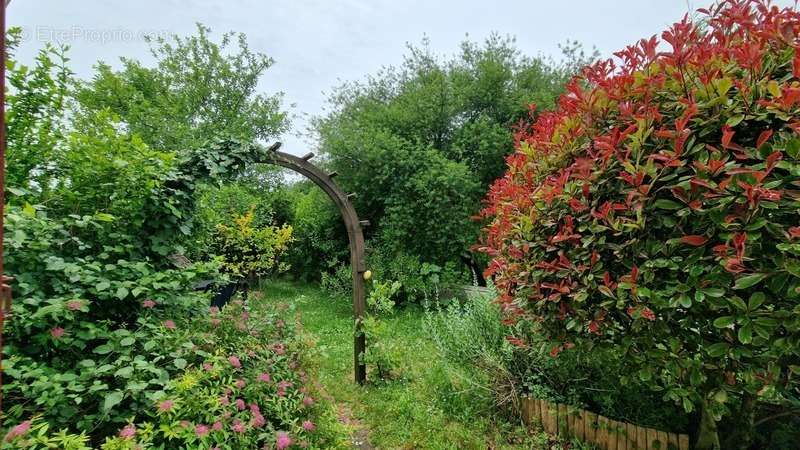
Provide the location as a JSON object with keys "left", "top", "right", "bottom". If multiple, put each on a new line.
{"left": 19, "top": 26, "right": 171, "bottom": 45}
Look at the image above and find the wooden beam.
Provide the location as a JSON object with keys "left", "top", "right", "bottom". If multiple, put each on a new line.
{"left": 328, "top": 171, "right": 338, "bottom": 178}
{"left": 359, "top": 220, "right": 370, "bottom": 227}
{"left": 267, "top": 141, "right": 282, "bottom": 152}
{"left": 301, "top": 152, "right": 314, "bottom": 161}
{"left": 347, "top": 193, "right": 357, "bottom": 200}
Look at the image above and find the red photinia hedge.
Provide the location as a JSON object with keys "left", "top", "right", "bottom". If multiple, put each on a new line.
{"left": 478, "top": 0, "right": 800, "bottom": 435}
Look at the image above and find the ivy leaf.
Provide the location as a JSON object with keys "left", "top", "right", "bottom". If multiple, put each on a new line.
{"left": 103, "top": 391, "right": 124, "bottom": 412}
{"left": 734, "top": 273, "right": 767, "bottom": 290}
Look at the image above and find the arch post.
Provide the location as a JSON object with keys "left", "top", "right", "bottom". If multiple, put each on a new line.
{"left": 258, "top": 143, "right": 367, "bottom": 385}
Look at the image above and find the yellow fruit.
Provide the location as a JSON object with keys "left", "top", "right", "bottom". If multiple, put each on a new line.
{"left": 363, "top": 270, "right": 372, "bottom": 280}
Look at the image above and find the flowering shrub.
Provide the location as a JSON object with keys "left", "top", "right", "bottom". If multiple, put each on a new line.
{"left": 4, "top": 295, "right": 342, "bottom": 449}
{"left": 3, "top": 204, "right": 224, "bottom": 436}
{"left": 478, "top": 1, "right": 800, "bottom": 447}
{"left": 93, "top": 298, "right": 339, "bottom": 449}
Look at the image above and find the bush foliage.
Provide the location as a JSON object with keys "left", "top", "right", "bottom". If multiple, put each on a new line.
{"left": 479, "top": 1, "right": 800, "bottom": 447}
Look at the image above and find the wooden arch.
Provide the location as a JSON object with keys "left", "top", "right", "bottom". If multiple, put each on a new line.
{"left": 258, "top": 142, "right": 367, "bottom": 384}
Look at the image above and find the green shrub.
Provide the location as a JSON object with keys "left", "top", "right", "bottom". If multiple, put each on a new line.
{"left": 319, "top": 262, "right": 352, "bottom": 299}
{"left": 362, "top": 280, "right": 403, "bottom": 381}
{"left": 209, "top": 208, "right": 294, "bottom": 287}
{"left": 479, "top": 2, "right": 800, "bottom": 447}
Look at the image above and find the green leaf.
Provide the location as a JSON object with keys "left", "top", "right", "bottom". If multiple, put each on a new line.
{"left": 96, "top": 281, "right": 111, "bottom": 291}
{"left": 748, "top": 292, "right": 766, "bottom": 311}
{"left": 120, "top": 337, "right": 135, "bottom": 347}
{"left": 706, "top": 343, "right": 729, "bottom": 357}
{"left": 654, "top": 199, "right": 683, "bottom": 210}
{"left": 726, "top": 114, "right": 745, "bottom": 127}
{"left": 115, "top": 287, "right": 129, "bottom": 300}
{"left": 114, "top": 366, "right": 134, "bottom": 378}
{"left": 103, "top": 391, "right": 124, "bottom": 412}
{"left": 713, "top": 316, "right": 735, "bottom": 328}
{"left": 738, "top": 323, "right": 753, "bottom": 344}
{"left": 700, "top": 288, "right": 725, "bottom": 298}
{"left": 173, "top": 358, "right": 187, "bottom": 370}
{"left": 734, "top": 273, "right": 767, "bottom": 290}
{"left": 93, "top": 344, "right": 113, "bottom": 355}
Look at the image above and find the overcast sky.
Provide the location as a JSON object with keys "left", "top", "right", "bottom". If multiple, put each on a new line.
{"left": 8, "top": 1, "right": 793, "bottom": 155}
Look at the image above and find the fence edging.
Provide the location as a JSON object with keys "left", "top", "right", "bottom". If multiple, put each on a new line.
{"left": 520, "top": 396, "right": 690, "bottom": 450}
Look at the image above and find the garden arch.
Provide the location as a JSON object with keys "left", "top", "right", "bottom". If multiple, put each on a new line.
{"left": 258, "top": 142, "right": 367, "bottom": 384}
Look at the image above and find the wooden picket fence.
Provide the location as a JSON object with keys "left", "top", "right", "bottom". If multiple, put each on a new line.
{"left": 521, "top": 396, "right": 690, "bottom": 450}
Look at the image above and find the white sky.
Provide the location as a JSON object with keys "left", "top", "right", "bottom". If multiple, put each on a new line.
{"left": 8, "top": 1, "right": 794, "bottom": 155}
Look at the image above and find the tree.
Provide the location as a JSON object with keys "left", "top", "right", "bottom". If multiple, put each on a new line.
{"left": 315, "top": 35, "right": 591, "bottom": 282}
{"left": 479, "top": 2, "right": 800, "bottom": 448}
{"left": 77, "top": 23, "right": 289, "bottom": 154}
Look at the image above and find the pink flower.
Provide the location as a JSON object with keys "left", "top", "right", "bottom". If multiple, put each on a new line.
{"left": 302, "top": 420, "right": 316, "bottom": 432}
{"left": 277, "top": 388, "right": 286, "bottom": 397}
{"left": 219, "top": 395, "right": 229, "bottom": 406}
{"left": 303, "top": 396, "right": 314, "bottom": 407}
{"left": 249, "top": 403, "right": 261, "bottom": 414}
{"left": 142, "top": 299, "right": 156, "bottom": 308}
{"left": 289, "top": 361, "right": 298, "bottom": 370}
{"left": 119, "top": 424, "right": 136, "bottom": 440}
{"left": 66, "top": 300, "right": 83, "bottom": 311}
{"left": 212, "top": 421, "right": 223, "bottom": 431}
{"left": 272, "top": 343, "right": 286, "bottom": 355}
{"left": 195, "top": 424, "right": 209, "bottom": 437}
{"left": 258, "top": 372, "right": 271, "bottom": 383}
{"left": 209, "top": 306, "right": 220, "bottom": 315}
{"left": 236, "top": 398, "right": 246, "bottom": 410}
{"left": 164, "top": 319, "right": 176, "bottom": 330}
{"left": 247, "top": 350, "right": 256, "bottom": 357}
{"left": 50, "top": 327, "right": 65, "bottom": 339}
{"left": 180, "top": 420, "right": 191, "bottom": 428}
{"left": 157, "top": 399, "right": 174, "bottom": 412}
{"left": 4, "top": 421, "right": 31, "bottom": 442}
{"left": 236, "top": 321, "right": 247, "bottom": 331}
{"left": 251, "top": 412, "right": 266, "bottom": 428}
{"left": 211, "top": 318, "right": 221, "bottom": 327}
{"left": 278, "top": 380, "right": 293, "bottom": 390}
{"left": 235, "top": 378, "right": 246, "bottom": 389}
{"left": 241, "top": 312, "right": 250, "bottom": 321}
{"left": 276, "top": 431, "right": 292, "bottom": 450}
{"left": 203, "top": 363, "right": 213, "bottom": 371}
{"left": 228, "top": 355, "right": 241, "bottom": 369}
{"left": 232, "top": 420, "right": 245, "bottom": 433}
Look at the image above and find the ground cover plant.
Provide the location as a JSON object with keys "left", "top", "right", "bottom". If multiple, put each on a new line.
{"left": 479, "top": 1, "right": 800, "bottom": 448}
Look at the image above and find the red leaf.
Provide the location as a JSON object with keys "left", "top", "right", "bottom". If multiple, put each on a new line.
{"left": 794, "top": 47, "right": 800, "bottom": 78}
{"left": 721, "top": 125, "right": 735, "bottom": 149}
{"left": 680, "top": 235, "right": 708, "bottom": 246}
{"left": 756, "top": 129, "right": 773, "bottom": 149}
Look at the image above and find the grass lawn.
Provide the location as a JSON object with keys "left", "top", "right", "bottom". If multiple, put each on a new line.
{"left": 260, "top": 280, "right": 582, "bottom": 450}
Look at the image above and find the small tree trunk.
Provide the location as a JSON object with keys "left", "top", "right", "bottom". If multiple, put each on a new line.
{"left": 461, "top": 254, "right": 486, "bottom": 287}
{"left": 695, "top": 398, "right": 721, "bottom": 450}
{"left": 729, "top": 393, "right": 757, "bottom": 450}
